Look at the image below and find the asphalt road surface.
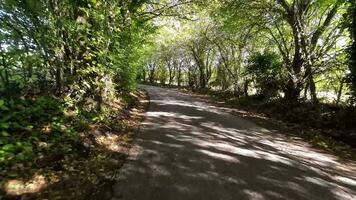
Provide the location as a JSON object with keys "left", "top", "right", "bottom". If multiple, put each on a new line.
{"left": 111, "top": 85, "right": 356, "bottom": 200}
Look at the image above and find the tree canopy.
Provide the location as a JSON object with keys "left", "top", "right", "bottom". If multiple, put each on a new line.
{"left": 140, "top": 0, "right": 354, "bottom": 105}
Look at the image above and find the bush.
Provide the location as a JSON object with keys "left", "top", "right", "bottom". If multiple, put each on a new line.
{"left": 246, "top": 51, "right": 286, "bottom": 99}
{"left": 0, "top": 96, "right": 78, "bottom": 167}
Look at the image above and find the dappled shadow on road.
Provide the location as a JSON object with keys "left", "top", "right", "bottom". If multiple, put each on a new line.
{"left": 113, "top": 86, "right": 356, "bottom": 200}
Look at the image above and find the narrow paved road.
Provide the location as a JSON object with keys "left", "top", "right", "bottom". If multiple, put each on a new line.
{"left": 112, "top": 85, "right": 356, "bottom": 200}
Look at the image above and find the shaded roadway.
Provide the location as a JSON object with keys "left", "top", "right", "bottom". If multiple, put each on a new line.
{"left": 111, "top": 85, "right": 356, "bottom": 200}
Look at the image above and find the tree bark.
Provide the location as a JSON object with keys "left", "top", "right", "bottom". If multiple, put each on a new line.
{"left": 177, "top": 61, "right": 183, "bottom": 87}
{"left": 284, "top": 79, "right": 302, "bottom": 102}
{"left": 244, "top": 80, "right": 249, "bottom": 97}
{"left": 309, "top": 76, "right": 318, "bottom": 104}
{"left": 55, "top": 64, "right": 62, "bottom": 95}
{"left": 336, "top": 79, "right": 344, "bottom": 105}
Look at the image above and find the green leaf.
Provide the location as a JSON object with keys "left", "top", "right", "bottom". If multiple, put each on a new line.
{"left": 2, "top": 144, "right": 15, "bottom": 152}
{"left": 0, "top": 131, "right": 9, "bottom": 137}
{"left": 0, "top": 122, "right": 9, "bottom": 129}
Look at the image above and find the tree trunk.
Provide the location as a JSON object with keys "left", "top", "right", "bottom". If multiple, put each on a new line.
{"left": 233, "top": 83, "right": 240, "bottom": 97}
{"left": 55, "top": 64, "right": 62, "bottom": 95}
{"left": 244, "top": 80, "right": 249, "bottom": 97}
{"left": 1, "top": 55, "right": 9, "bottom": 89}
{"left": 188, "top": 71, "right": 195, "bottom": 88}
{"left": 149, "top": 67, "right": 155, "bottom": 83}
{"left": 199, "top": 67, "right": 206, "bottom": 89}
{"left": 309, "top": 76, "right": 318, "bottom": 104}
{"left": 169, "top": 76, "right": 173, "bottom": 86}
{"left": 177, "top": 69, "right": 182, "bottom": 87}
{"left": 284, "top": 80, "right": 302, "bottom": 102}
{"left": 336, "top": 79, "right": 344, "bottom": 105}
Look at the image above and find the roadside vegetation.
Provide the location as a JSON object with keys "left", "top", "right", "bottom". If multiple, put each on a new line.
{"left": 0, "top": 0, "right": 164, "bottom": 199}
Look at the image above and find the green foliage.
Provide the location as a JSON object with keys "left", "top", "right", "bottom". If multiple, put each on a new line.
{"left": 246, "top": 52, "right": 284, "bottom": 99}
{"left": 0, "top": 0, "right": 156, "bottom": 107}
{"left": 0, "top": 0, "right": 194, "bottom": 175}
{"left": 0, "top": 96, "right": 65, "bottom": 166}
{"left": 0, "top": 0, "right": 156, "bottom": 170}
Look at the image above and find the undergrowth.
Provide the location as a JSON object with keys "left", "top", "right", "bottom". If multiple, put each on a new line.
{"left": 0, "top": 90, "right": 148, "bottom": 199}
